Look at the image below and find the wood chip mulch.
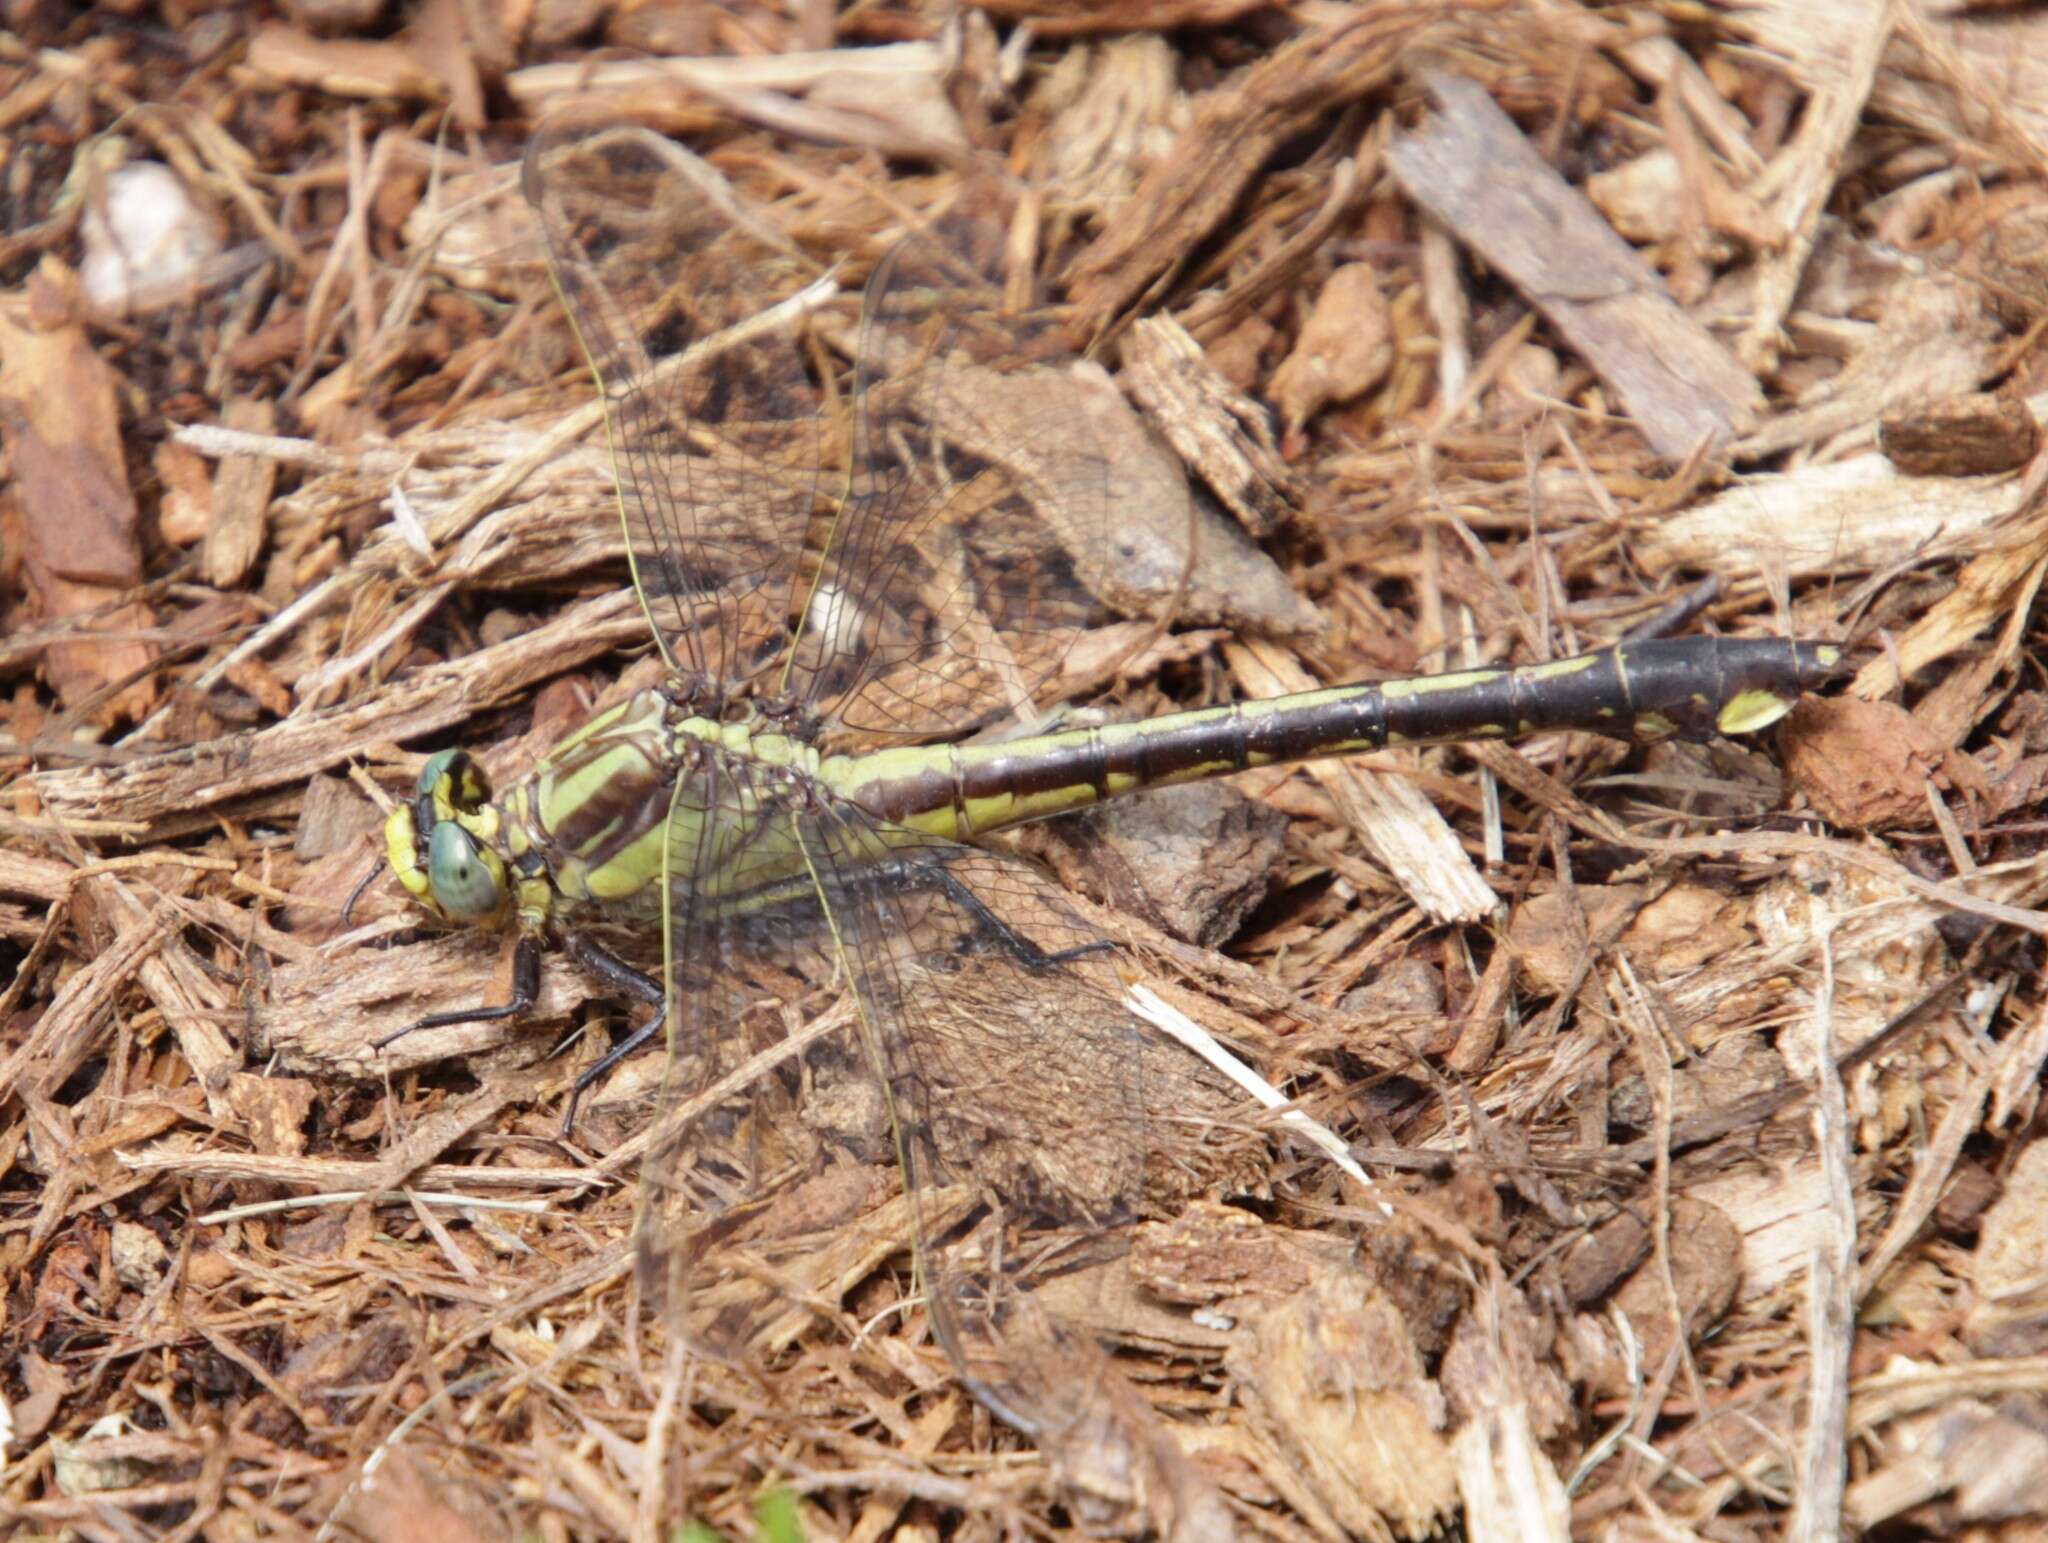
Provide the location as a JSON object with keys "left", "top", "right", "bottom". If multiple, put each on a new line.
{"left": 5, "top": 2, "right": 2048, "bottom": 1539}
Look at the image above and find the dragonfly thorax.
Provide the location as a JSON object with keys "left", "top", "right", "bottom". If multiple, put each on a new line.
{"left": 388, "top": 688, "right": 840, "bottom": 940}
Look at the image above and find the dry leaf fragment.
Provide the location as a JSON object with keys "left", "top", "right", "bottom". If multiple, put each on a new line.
{"left": 1268, "top": 263, "right": 1391, "bottom": 435}
{"left": 1880, "top": 391, "right": 2040, "bottom": 476}
{"left": 247, "top": 24, "right": 445, "bottom": 101}
{"left": 1963, "top": 1139, "right": 2048, "bottom": 1357}
{"left": 204, "top": 398, "right": 279, "bottom": 590}
{"left": 0, "top": 265, "right": 159, "bottom": 721}
{"left": 1779, "top": 695, "right": 1978, "bottom": 831}
{"left": 154, "top": 437, "right": 214, "bottom": 545}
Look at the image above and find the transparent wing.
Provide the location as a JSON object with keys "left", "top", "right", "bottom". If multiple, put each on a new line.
{"left": 793, "top": 796, "right": 1202, "bottom": 1433}
{"left": 783, "top": 192, "right": 1114, "bottom": 738}
{"left": 631, "top": 758, "right": 859, "bottom": 1422}
{"left": 523, "top": 118, "right": 829, "bottom": 688}
{"left": 526, "top": 118, "right": 1112, "bottom": 738}
{"left": 634, "top": 751, "right": 1228, "bottom": 1443}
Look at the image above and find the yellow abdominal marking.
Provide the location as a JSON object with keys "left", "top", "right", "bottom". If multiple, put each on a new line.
{"left": 1633, "top": 712, "right": 1678, "bottom": 740}
{"left": 1715, "top": 689, "right": 1796, "bottom": 736}
{"left": 1378, "top": 666, "right": 1498, "bottom": 697}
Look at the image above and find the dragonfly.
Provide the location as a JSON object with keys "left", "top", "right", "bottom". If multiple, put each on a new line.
{"left": 375, "top": 120, "right": 1840, "bottom": 1450}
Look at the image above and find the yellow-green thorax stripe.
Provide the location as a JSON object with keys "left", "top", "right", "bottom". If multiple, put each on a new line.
{"left": 504, "top": 692, "right": 831, "bottom": 911}
{"left": 501, "top": 693, "right": 676, "bottom": 905}
{"left": 499, "top": 689, "right": 924, "bottom": 917}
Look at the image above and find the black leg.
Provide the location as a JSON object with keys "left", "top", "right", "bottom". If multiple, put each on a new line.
{"left": 341, "top": 853, "right": 386, "bottom": 929}
{"left": 559, "top": 930, "right": 667, "bottom": 1136}
{"left": 925, "top": 865, "right": 1117, "bottom": 969}
{"left": 372, "top": 934, "right": 543, "bottom": 1050}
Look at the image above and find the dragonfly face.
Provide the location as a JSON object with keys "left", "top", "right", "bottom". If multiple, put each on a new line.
{"left": 387, "top": 748, "right": 510, "bottom": 925}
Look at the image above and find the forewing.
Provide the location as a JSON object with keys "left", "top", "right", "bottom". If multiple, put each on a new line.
{"left": 527, "top": 122, "right": 1113, "bottom": 738}
{"left": 523, "top": 119, "right": 829, "bottom": 687}
{"left": 784, "top": 189, "right": 1114, "bottom": 739}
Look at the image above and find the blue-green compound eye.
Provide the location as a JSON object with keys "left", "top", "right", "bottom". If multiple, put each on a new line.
{"left": 417, "top": 748, "right": 489, "bottom": 812}
{"left": 417, "top": 748, "right": 464, "bottom": 799}
{"left": 427, "top": 822, "right": 503, "bottom": 918}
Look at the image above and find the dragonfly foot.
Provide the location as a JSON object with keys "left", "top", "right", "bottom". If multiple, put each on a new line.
{"left": 370, "top": 933, "right": 542, "bottom": 1051}
{"left": 558, "top": 931, "right": 667, "bottom": 1136}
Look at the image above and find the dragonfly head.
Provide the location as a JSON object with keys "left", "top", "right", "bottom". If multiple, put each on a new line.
{"left": 387, "top": 748, "right": 510, "bottom": 924}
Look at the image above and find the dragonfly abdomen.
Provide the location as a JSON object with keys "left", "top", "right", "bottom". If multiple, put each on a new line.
{"left": 1359, "top": 635, "right": 1843, "bottom": 746}
{"left": 839, "top": 637, "right": 1839, "bottom": 842}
